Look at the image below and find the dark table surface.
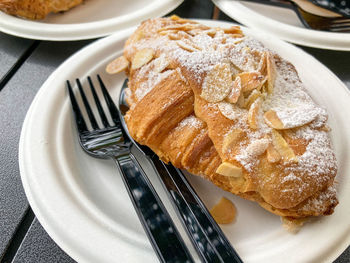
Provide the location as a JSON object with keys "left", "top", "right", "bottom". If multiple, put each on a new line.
{"left": 0, "top": 0, "right": 349, "bottom": 262}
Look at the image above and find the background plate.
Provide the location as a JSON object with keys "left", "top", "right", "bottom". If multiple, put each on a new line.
{"left": 0, "top": 0, "right": 183, "bottom": 41}
{"left": 19, "top": 20, "right": 350, "bottom": 262}
{"left": 213, "top": 0, "right": 350, "bottom": 51}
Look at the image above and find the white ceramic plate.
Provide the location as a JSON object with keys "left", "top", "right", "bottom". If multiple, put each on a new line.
{"left": 19, "top": 19, "right": 350, "bottom": 263}
{"left": 0, "top": 0, "right": 183, "bottom": 41}
{"left": 212, "top": 0, "right": 350, "bottom": 51}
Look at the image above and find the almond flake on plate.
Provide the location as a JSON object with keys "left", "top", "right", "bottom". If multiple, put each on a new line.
{"left": 210, "top": 197, "right": 236, "bottom": 224}
{"left": 106, "top": 56, "right": 129, "bottom": 74}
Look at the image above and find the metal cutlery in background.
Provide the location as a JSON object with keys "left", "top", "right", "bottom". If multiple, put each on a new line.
{"left": 236, "top": 0, "right": 350, "bottom": 32}
{"left": 291, "top": 0, "right": 341, "bottom": 17}
{"left": 119, "top": 79, "right": 243, "bottom": 263}
{"left": 308, "top": 0, "right": 350, "bottom": 18}
{"left": 67, "top": 75, "right": 194, "bottom": 263}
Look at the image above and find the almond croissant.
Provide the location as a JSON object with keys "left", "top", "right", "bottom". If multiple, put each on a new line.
{"left": 107, "top": 16, "right": 338, "bottom": 224}
{"left": 0, "top": 0, "right": 83, "bottom": 20}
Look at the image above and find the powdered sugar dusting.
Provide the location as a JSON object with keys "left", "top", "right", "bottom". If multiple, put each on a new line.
{"left": 135, "top": 69, "right": 175, "bottom": 100}
{"left": 235, "top": 138, "right": 270, "bottom": 171}
{"left": 262, "top": 63, "right": 325, "bottom": 129}
{"left": 287, "top": 127, "right": 337, "bottom": 178}
{"left": 177, "top": 115, "right": 202, "bottom": 130}
{"left": 300, "top": 185, "right": 337, "bottom": 213}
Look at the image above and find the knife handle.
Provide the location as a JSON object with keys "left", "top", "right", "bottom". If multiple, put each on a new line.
{"left": 114, "top": 153, "right": 194, "bottom": 263}
{"left": 148, "top": 154, "right": 243, "bottom": 263}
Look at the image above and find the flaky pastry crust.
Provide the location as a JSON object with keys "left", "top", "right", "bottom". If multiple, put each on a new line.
{"left": 108, "top": 16, "right": 338, "bottom": 222}
{"left": 0, "top": 0, "right": 83, "bottom": 19}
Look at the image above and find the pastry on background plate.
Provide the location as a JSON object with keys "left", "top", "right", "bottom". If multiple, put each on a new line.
{"left": 107, "top": 15, "right": 339, "bottom": 228}
{"left": 0, "top": 0, "right": 83, "bottom": 20}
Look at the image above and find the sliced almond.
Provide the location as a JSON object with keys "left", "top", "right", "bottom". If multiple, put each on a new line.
{"left": 210, "top": 197, "right": 236, "bottom": 224}
{"left": 222, "top": 128, "right": 245, "bottom": 153}
{"left": 320, "top": 125, "right": 331, "bottom": 132}
{"left": 236, "top": 92, "right": 245, "bottom": 108}
{"left": 177, "top": 31, "right": 192, "bottom": 39}
{"left": 158, "top": 24, "right": 199, "bottom": 33}
{"left": 248, "top": 97, "right": 262, "bottom": 130}
{"left": 264, "top": 110, "right": 284, "bottom": 129}
{"left": 106, "top": 56, "right": 129, "bottom": 74}
{"left": 245, "top": 138, "right": 270, "bottom": 157}
{"left": 226, "top": 33, "right": 244, "bottom": 39}
{"left": 238, "top": 72, "right": 266, "bottom": 93}
{"left": 244, "top": 89, "right": 261, "bottom": 109}
{"left": 131, "top": 48, "right": 154, "bottom": 70}
{"left": 205, "top": 29, "right": 217, "bottom": 37}
{"left": 133, "top": 30, "right": 145, "bottom": 41}
{"left": 265, "top": 107, "right": 319, "bottom": 129}
{"left": 170, "top": 15, "right": 198, "bottom": 24}
{"left": 223, "top": 26, "right": 242, "bottom": 34}
{"left": 159, "top": 29, "right": 178, "bottom": 36}
{"left": 258, "top": 52, "right": 267, "bottom": 74}
{"left": 216, "top": 162, "right": 242, "bottom": 177}
{"left": 266, "top": 143, "right": 281, "bottom": 163}
{"left": 233, "top": 38, "right": 244, "bottom": 45}
{"left": 271, "top": 130, "right": 297, "bottom": 163}
{"left": 226, "top": 76, "right": 242, "bottom": 104}
{"left": 281, "top": 217, "right": 307, "bottom": 234}
{"left": 266, "top": 52, "right": 276, "bottom": 94}
{"left": 176, "top": 40, "right": 199, "bottom": 52}
{"left": 170, "top": 14, "right": 181, "bottom": 21}
{"left": 153, "top": 55, "right": 170, "bottom": 73}
{"left": 184, "top": 38, "right": 202, "bottom": 50}
{"left": 201, "top": 63, "right": 233, "bottom": 103}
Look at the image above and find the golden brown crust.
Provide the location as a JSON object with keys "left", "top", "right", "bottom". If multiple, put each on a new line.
{"left": 0, "top": 0, "right": 83, "bottom": 20}
{"left": 111, "top": 16, "right": 338, "bottom": 220}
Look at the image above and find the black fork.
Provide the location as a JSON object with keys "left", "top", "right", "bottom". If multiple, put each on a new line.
{"left": 67, "top": 75, "right": 193, "bottom": 263}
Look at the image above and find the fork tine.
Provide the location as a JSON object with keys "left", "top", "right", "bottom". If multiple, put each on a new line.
{"left": 329, "top": 21, "right": 350, "bottom": 30}
{"left": 320, "top": 17, "right": 350, "bottom": 32}
{"left": 330, "top": 17, "right": 350, "bottom": 23}
{"left": 67, "top": 80, "right": 88, "bottom": 133}
{"left": 76, "top": 78, "right": 99, "bottom": 130}
{"left": 87, "top": 76, "right": 110, "bottom": 128}
{"left": 327, "top": 22, "right": 350, "bottom": 32}
{"left": 330, "top": 28, "right": 350, "bottom": 33}
{"left": 97, "top": 74, "right": 120, "bottom": 125}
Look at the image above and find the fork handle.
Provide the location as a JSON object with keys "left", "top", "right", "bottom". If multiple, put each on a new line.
{"left": 148, "top": 155, "right": 243, "bottom": 263}
{"left": 114, "top": 154, "right": 193, "bottom": 263}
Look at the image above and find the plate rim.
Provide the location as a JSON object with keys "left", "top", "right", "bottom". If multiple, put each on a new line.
{"left": 0, "top": 0, "right": 183, "bottom": 41}
{"left": 212, "top": 0, "right": 350, "bottom": 51}
{"left": 19, "top": 19, "right": 350, "bottom": 263}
